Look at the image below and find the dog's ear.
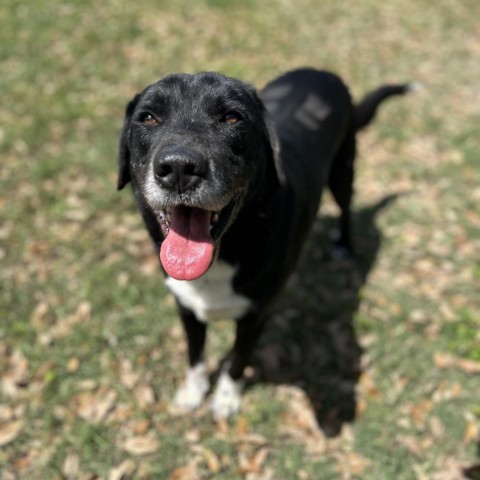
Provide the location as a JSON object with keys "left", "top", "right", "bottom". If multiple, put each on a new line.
{"left": 117, "top": 94, "right": 140, "bottom": 190}
{"left": 248, "top": 86, "right": 286, "bottom": 187}
{"left": 261, "top": 109, "right": 286, "bottom": 187}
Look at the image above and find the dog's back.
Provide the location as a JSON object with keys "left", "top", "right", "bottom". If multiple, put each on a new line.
{"left": 261, "top": 69, "right": 353, "bottom": 187}
{"left": 259, "top": 69, "right": 354, "bottom": 230}
{"left": 257, "top": 68, "right": 411, "bottom": 259}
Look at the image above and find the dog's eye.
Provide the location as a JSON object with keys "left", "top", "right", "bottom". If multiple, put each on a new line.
{"left": 223, "top": 112, "right": 242, "bottom": 124}
{"left": 140, "top": 113, "right": 158, "bottom": 125}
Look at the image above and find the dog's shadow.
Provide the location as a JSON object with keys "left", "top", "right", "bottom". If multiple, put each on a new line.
{"left": 250, "top": 195, "right": 398, "bottom": 437}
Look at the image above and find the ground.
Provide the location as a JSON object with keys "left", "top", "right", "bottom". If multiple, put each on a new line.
{"left": 1, "top": 0, "right": 480, "bottom": 478}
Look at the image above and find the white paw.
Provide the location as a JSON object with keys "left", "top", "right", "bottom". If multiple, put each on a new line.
{"left": 172, "top": 363, "right": 210, "bottom": 411}
{"left": 210, "top": 371, "right": 244, "bottom": 421}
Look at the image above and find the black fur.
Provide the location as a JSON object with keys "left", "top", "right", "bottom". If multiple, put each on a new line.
{"left": 118, "top": 67, "right": 410, "bottom": 409}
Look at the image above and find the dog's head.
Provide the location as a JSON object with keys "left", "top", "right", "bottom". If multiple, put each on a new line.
{"left": 118, "top": 72, "right": 284, "bottom": 281}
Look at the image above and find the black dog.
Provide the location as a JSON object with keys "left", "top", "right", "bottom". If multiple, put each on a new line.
{"left": 118, "top": 68, "right": 411, "bottom": 419}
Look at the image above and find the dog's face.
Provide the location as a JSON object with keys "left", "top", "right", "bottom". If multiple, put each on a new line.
{"left": 118, "top": 72, "right": 283, "bottom": 281}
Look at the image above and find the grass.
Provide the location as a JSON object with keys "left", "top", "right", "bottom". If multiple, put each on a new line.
{"left": 1, "top": 0, "right": 480, "bottom": 478}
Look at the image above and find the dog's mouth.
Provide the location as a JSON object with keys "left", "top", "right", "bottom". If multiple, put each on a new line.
{"left": 157, "top": 197, "right": 239, "bottom": 281}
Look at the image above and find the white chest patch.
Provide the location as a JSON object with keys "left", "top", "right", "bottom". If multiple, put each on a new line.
{"left": 165, "top": 260, "right": 251, "bottom": 323}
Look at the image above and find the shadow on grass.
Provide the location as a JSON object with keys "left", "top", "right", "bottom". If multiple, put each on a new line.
{"left": 250, "top": 195, "right": 398, "bottom": 437}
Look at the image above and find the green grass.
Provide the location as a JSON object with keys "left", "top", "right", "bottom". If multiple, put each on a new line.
{"left": 1, "top": 0, "right": 480, "bottom": 478}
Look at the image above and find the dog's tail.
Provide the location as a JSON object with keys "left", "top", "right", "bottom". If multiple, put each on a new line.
{"left": 354, "top": 82, "right": 420, "bottom": 131}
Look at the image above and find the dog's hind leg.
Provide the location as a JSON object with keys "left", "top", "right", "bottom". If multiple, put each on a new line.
{"left": 172, "top": 304, "right": 210, "bottom": 411}
{"left": 328, "top": 129, "right": 356, "bottom": 258}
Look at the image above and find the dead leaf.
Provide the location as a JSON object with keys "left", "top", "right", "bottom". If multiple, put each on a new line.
{"left": 398, "top": 435, "right": 423, "bottom": 457}
{"left": 121, "top": 435, "right": 159, "bottom": 455}
{"left": 133, "top": 383, "right": 155, "bottom": 408}
{"left": 10, "top": 348, "right": 30, "bottom": 387}
{"left": 108, "top": 459, "right": 137, "bottom": 480}
{"left": 62, "top": 453, "right": 80, "bottom": 480}
{"left": 434, "top": 352, "right": 480, "bottom": 373}
{"left": 457, "top": 358, "right": 480, "bottom": 374}
{"left": 431, "top": 456, "right": 473, "bottom": 480}
{"left": 238, "top": 452, "right": 253, "bottom": 475}
{"left": 276, "top": 386, "right": 327, "bottom": 456}
{"left": 0, "top": 405, "right": 13, "bottom": 422}
{"left": 252, "top": 448, "right": 269, "bottom": 471}
{"left": 297, "top": 470, "right": 310, "bottom": 480}
{"left": 39, "top": 301, "right": 92, "bottom": 345}
{"left": 30, "top": 301, "right": 51, "bottom": 329}
{"left": 237, "top": 448, "right": 270, "bottom": 475}
{"left": 190, "top": 445, "right": 221, "bottom": 473}
{"left": 167, "top": 464, "right": 199, "bottom": 480}
{"left": 14, "top": 449, "right": 39, "bottom": 471}
{"left": 216, "top": 418, "right": 230, "bottom": 434}
{"left": 76, "top": 389, "right": 117, "bottom": 424}
{"left": 464, "top": 413, "right": 479, "bottom": 445}
{"left": 0, "top": 375, "right": 17, "bottom": 397}
{"left": 359, "top": 371, "right": 382, "bottom": 399}
{"left": 185, "top": 429, "right": 201, "bottom": 444}
{"left": 106, "top": 403, "right": 134, "bottom": 423}
{"left": 0, "top": 420, "right": 23, "bottom": 446}
{"left": 237, "top": 415, "right": 248, "bottom": 436}
{"left": 433, "top": 352, "right": 462, "bottom": 370}
{"left": 132, "top": 419, "right": 151, "bottom": 435}
{"left": 204, "top": 448, "right": 221, "bottom": 474}
{"left": 356, "top": 397, "right": 368, "bottom": 417}
{"left": 236, "top": 433, "right": 269, "bottom": 447}
{"left": 429, "top": 416, "right": 445, "bottom": 440}
{"left": 346, "top": 451, "right": 372, "bottom": 475}
{"left": 67, "top": 357, "right": 80, "bottom": 372}
{"left": 409, "top": 399, "right": 433, "bottom": 428}
{"left": 119, "top": 359, "right": 140, "bottom": 389}
{"left": 394, "top": 375, "right": 411, "bottom": 393}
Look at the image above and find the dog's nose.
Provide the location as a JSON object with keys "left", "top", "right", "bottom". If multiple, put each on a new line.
{"left": 154, "top": 147, "right": 207, "bottom": 193}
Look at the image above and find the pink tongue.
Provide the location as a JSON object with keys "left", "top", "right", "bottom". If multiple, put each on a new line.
{"left": 160, "top": 206, "right": 214, "bottom": 281}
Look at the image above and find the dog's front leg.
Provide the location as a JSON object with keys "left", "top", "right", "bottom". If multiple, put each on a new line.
{"left": 172, "top": 303, "right": 210, "bottom": 411}
{"left": 210, "top": 311, "right": 266, "bottom": 420}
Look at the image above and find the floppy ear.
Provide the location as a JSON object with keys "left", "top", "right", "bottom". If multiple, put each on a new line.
{"left": 248, "top": 86, "right": 286, "bottom": 187}
{"left": 117, "top": 94, "right": 140, "bottom": 190}
{"left": 262, "top": 109, "right": 286, "bottom": 187}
